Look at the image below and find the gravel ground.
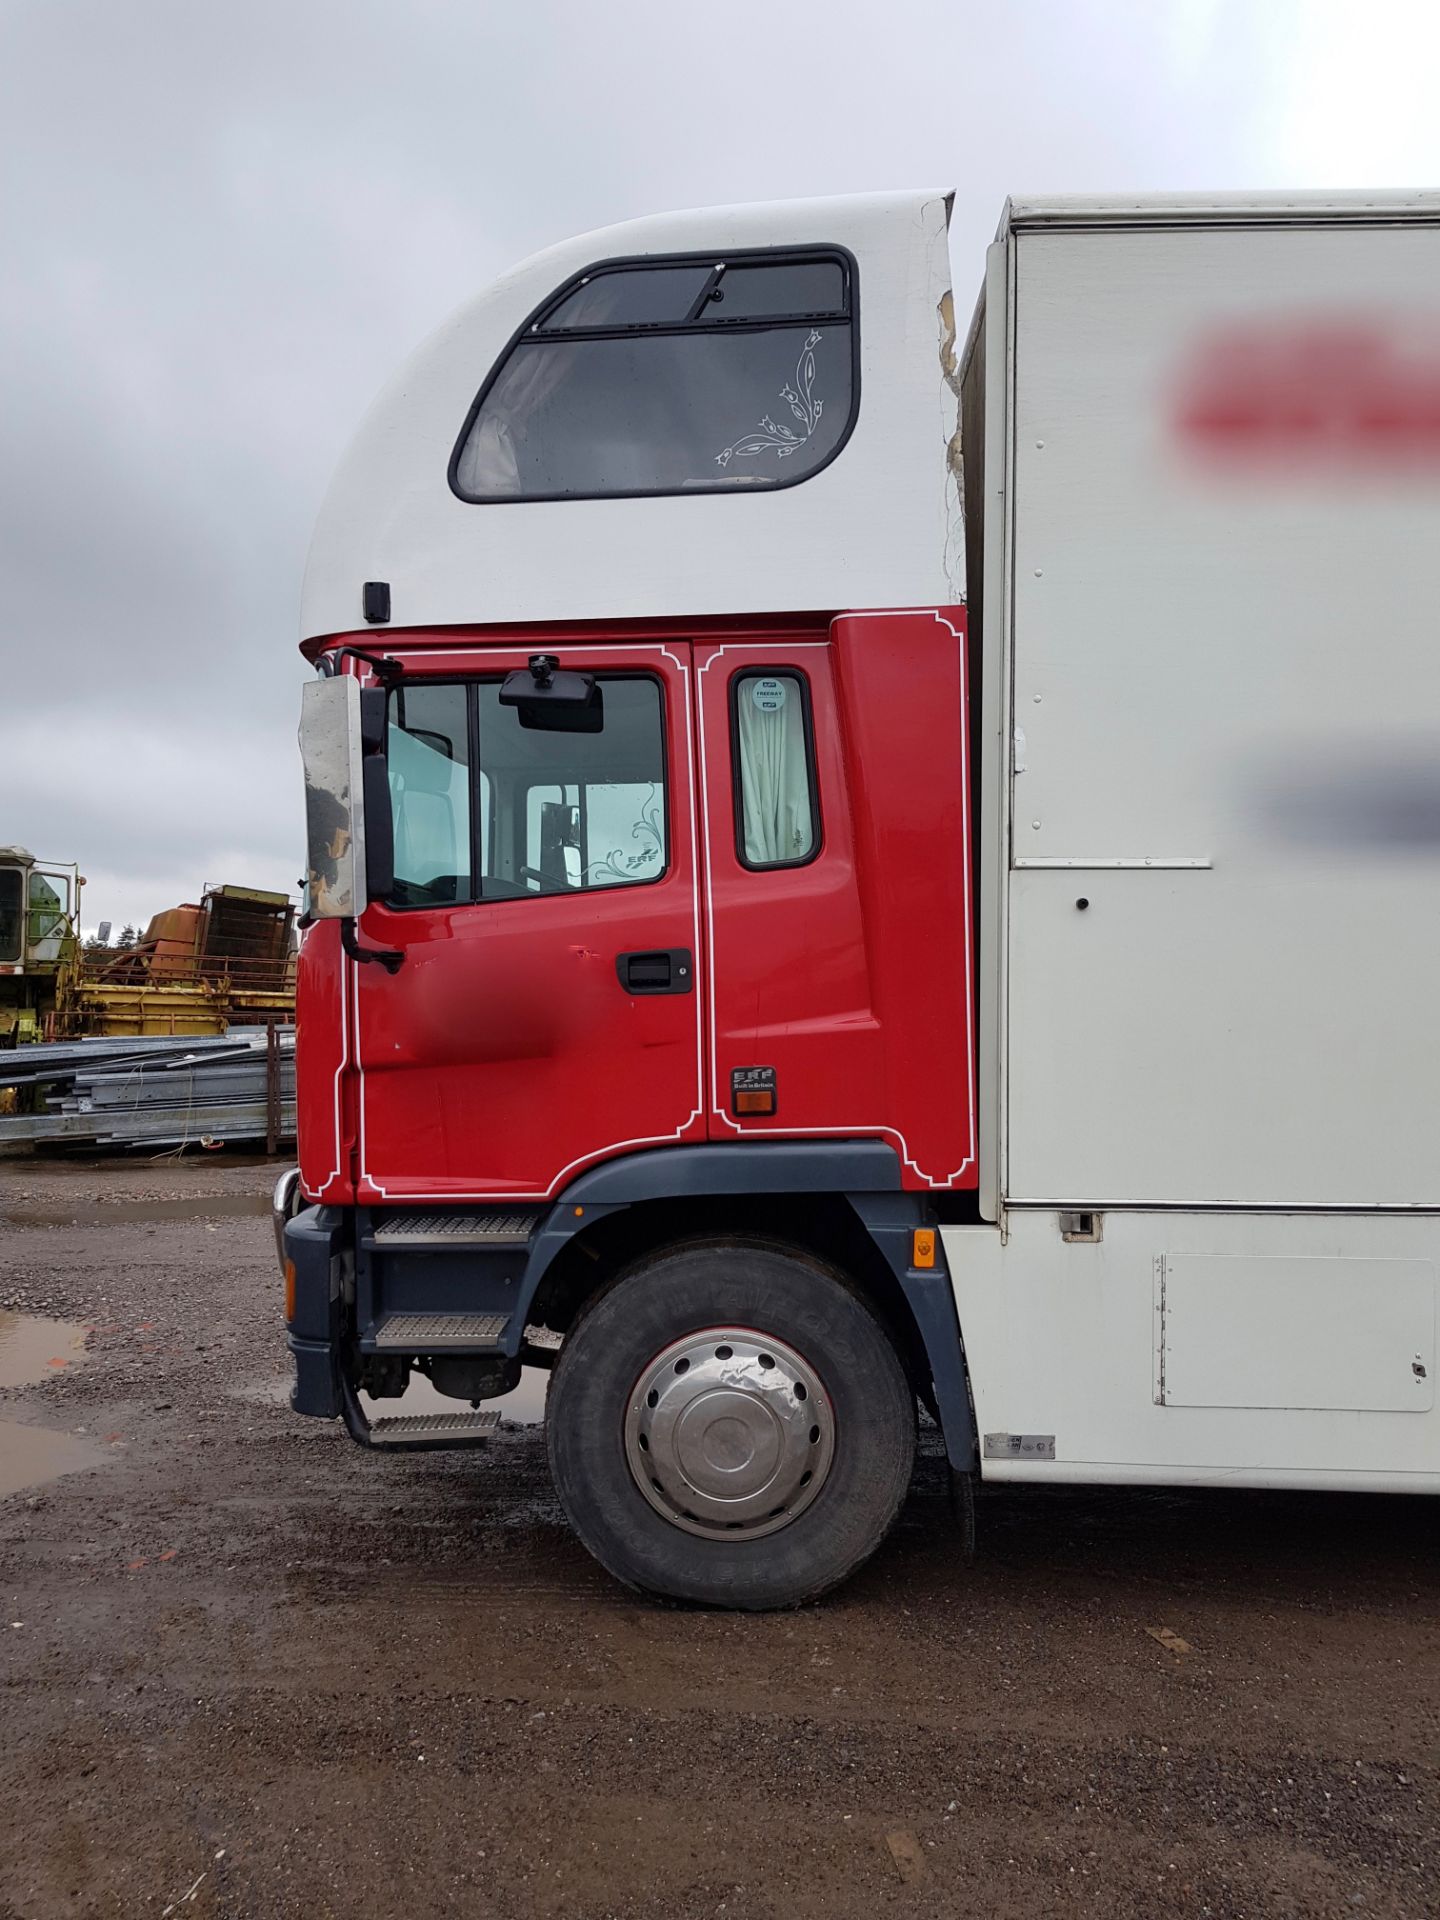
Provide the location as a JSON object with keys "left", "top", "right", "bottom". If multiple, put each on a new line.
{"left": 1, "top": 1156, "right": 1438, "bottom": 1920}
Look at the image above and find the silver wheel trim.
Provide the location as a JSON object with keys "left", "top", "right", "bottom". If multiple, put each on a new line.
{"left": 624, "top": 1326, "right": 836, "bottom": 1541}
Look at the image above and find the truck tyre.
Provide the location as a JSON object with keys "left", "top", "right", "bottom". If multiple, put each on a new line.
{"left": 546, "top": 1239, "right": 915, "bottom": 1609}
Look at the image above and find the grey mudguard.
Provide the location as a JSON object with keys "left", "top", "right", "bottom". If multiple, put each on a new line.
{"left": 523, "top": 1142, "right": 977, "bottom": 1473}
{"left": 520, "top": 1141, "right": 904, "bottom": 1326}
{"left": 556, "top": 1141, "right": 905, "bottom": 1202}
{"left": 846, "top": 1192, "right": 977, "bottom": 1474}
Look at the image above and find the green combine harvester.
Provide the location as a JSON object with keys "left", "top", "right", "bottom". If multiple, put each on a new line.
{"left": 0, "top": 846, "right": 82, "bottom": 1046}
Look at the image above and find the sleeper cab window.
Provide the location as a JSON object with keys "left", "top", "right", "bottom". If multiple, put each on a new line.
{"left": 732, "top": 672, "right": 819, "bottom": 868}
{"left": 450, "top": 249, "right": 857, "bottom": 502}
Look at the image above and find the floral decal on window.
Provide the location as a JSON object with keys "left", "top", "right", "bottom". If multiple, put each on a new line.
{"left": 586, "top": 786, "right": 665, "bottom": 885}
{"left": 715, "top": 331, "right": 824, "bottom": 468}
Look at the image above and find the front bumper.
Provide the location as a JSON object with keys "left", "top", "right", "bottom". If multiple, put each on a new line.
{"left": 272, "top": 1166, "right": 302, "bottom": 1275}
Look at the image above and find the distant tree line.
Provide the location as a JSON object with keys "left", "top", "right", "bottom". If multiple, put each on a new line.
{"left": 83, "top": 924, "right": 138, "bottom": 952}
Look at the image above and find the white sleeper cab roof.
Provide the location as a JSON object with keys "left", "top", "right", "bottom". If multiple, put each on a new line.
{"left": 301, "top": 191, "right": 959, "bottom": 646}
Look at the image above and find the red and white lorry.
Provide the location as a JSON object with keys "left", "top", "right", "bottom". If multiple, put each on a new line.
{"left": 282, "top": 190, "right": 1440, "bottom": 1607}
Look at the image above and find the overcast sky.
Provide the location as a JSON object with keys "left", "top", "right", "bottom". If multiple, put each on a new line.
{"left": 2, "top": 0, "right": 1437, "bottom": 932}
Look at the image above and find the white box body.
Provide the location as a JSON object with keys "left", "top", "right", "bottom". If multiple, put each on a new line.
{"left": 958, "top": 195, "right": 1440, "bottom": 1489}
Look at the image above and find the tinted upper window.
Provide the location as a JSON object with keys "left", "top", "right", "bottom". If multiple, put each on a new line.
{"left": 451, "top": 249, "right": 856, "bottom": 503}
{"left": 539, "top": 266, "right": 714, "bottom": 331}
{"left": 701, "top": 260, "right": 845, "bottom": 321}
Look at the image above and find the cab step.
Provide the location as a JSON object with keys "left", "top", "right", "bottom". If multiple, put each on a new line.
{"left": 366, "top": 1210, "right": 539, "bottom": 1251}
{"left": 367, "top": 1409, "right": 500, "bottom": 1447}
{"left": 366, "top": 1311, "right": 510, "bottom": 1353}
{"left": 338, "top": 1371, "right": 505, "bottom": 1452}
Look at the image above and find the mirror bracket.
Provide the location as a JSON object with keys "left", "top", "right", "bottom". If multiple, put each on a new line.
{"left": 329, "top": 645, "right": 403, "bottom": 689}
{"left": 499, "top": 661, "right": 602, "bottom": 733}
{"left": 341, "top": 917, "right": 404, "bottom": 974}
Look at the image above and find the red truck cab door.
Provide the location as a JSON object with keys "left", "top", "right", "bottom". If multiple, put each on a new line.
{"left": 348, "top": 641, "right": 703, "bottom": 1202}
{"left": 695, "top": 613, "right": 976, "bottom": 1191}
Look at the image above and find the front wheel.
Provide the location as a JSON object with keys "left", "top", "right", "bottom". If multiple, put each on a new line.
{"left": 546, "top": 1240, "right": 916, "bottom": 1609}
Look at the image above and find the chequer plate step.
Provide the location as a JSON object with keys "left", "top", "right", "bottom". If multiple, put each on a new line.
{"left": 368, "top": 1409, "right": 500, "bottom": 1446}
{"left": 370, "top": 1211, "right": 538, "bottom": 1249}
{"left": 368, "top": 1311, "right": 509, "bottom": 1352}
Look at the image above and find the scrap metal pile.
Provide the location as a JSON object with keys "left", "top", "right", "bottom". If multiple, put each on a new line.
{"left": 0, "top": 1028, "right": 294, "bottom": 1150}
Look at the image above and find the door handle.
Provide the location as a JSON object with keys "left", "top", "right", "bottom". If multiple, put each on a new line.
{"left": 617, "top": 949, "right": 693, "bottom": 995}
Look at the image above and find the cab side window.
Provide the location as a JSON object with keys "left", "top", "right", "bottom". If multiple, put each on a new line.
{"left": 384, "top": 677, "right": 666, "bottom": 906}
{"left": 483, "top": 678, "right": 666, "bottom": 894}
{"left": 731, "top": 671, "right": 819, "bottom": 868}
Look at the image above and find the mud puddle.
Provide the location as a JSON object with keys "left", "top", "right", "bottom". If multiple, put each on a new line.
{"left": 0, "top": 1191, "right": 270, "bottom": 1228}
{"left": 0, "top": 1310, "right": 106, "bottom": 1498}
{"left": 0, "top": 1310, "right": 89, "bottom": 1388}
{"left": 0, "top": 1422, "right": 107, "bottom": 1499}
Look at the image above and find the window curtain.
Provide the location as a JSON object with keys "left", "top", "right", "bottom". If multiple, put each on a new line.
{"left": 736, "top": 687, "right": 812, "bottom": 863}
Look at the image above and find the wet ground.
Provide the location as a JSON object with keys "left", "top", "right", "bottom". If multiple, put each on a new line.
{"left": 1, "top": 1158, "right": 1438, "bottom": 1920}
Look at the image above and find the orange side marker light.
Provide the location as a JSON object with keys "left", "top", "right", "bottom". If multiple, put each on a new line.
{"left": 734, "top": 1090, "right": 776, "bottom": 1116}
{"left": 912, "top": 1229, "right": 937, "bottom": 1270}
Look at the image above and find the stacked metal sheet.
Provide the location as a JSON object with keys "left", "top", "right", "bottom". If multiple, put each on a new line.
{"left": 0, "top": 1028, "right": 294, "bottom": 1149}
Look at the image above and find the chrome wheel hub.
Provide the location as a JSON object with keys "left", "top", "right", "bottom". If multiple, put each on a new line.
{"left": 625, "top": 1327, "right": 835, "bottom": 1539}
